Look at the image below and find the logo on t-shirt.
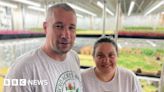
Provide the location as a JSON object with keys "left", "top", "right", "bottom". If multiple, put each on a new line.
{"left": 55, "top": 71, "right": 81, "bottom": 92}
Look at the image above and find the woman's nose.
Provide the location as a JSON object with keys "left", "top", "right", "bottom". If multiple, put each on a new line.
{"left": 102, "top": 57, "right": 109, "bottom": 63}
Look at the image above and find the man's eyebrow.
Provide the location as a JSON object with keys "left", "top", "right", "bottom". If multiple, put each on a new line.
{"left": 70, "top": 24, "right": 76, "bottom": 27}
{"left": 54, "top": 22, "right": 76, "bottom": 27}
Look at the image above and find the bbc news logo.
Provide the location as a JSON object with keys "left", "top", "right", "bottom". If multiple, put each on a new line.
{"left": 4, "top": 79, "right": 48, "bottom": 86}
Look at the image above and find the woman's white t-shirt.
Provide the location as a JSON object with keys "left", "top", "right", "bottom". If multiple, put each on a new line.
{"left": 81, "top": 67, "right": 142, "bottom": 92}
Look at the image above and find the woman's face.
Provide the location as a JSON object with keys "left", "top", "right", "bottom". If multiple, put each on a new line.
{"left": 93, "top": 42, "right": 118, "bottom": 73}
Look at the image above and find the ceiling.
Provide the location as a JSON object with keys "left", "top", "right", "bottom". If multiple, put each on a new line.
{"left": 3, "top": 0, "right": 164, "bottom": 17}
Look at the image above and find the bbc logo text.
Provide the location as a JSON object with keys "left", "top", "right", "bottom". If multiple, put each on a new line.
{"left": 4, "top": 79, "right": 48, "bottom": 86}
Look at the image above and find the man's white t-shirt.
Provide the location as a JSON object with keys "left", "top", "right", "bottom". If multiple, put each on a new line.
{"left": 4, "top": 48, "right": 82, "bottom": 92}
{"left": 81, "top": 67, "right": 142, "bottom": 92}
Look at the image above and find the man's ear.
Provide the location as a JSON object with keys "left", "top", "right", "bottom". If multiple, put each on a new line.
{"left": 43, "top": 22, "right": 47, "bottom": 34}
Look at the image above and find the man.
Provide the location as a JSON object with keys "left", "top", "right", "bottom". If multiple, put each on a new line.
{"left": 4, "top": 3, "right": 82, "bottom": 92}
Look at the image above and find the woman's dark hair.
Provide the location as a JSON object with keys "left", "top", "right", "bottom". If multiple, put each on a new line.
{"left": 92, "top": 36, "right": 118, "bottom": 56}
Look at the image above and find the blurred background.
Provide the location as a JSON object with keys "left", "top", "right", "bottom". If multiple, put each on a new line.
{"left": 0, "top": 0, "right": 164, "bottom": 92}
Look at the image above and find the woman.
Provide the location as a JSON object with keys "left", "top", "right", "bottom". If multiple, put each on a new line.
{"left": 81, "top": 36, "right": 142, "bottom": 92}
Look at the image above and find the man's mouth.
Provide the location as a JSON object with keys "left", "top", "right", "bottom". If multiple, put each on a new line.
{"left": 60, "top": 42, "right": 68, "bottom": 44}
{"left": 59, "top": 42, "right": 70, "bottom": 47}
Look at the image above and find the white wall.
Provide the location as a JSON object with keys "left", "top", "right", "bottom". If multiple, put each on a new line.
{"left": 12, "top": 6, "right": 24, "bottom": 30}
{"left": 0, "top": 5, "right": 45, "bottom": 30}
{"left": 122, "top": 15, "right": 160, "bottom": 27}
{"left": 0, "top": 7, "right": 12, "bottom": 30}
{"left": 24, "top": 9, "right": 45, "bottom": 29}
{"left": 77, "top": 14, "right": 161, "bottom": 30}
{"left": 77, "top": 16, "right": 116, "bottom": 30}
{"left": 0, "top": 5, "right": 162, "bottom": 31}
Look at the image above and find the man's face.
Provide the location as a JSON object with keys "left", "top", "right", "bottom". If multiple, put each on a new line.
{"left": 44, "top": 8, "right": 77, "bottom": 54}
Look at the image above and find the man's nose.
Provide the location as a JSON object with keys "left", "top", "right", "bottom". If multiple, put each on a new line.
{"left": 61, "top": 27, "right": 70, "bottom": 38}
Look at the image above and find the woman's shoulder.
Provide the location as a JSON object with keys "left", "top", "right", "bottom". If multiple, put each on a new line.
{"left": 117, "top": 67, "right": 136, "bottom": 78}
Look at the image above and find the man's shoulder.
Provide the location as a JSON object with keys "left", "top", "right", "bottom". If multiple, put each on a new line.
{"left": 69, "top": 49, "right": 78, "bottom": 56}
{"left": 12, "top": 48, "right": 40, "bottom": 69}
{"left": 6, "top": 48, "right": 41, "bottom": 78}
{"left": 17, "top": 48, "right": 39, "bottom": 63}
{"left": 68, "top": 49, "right": 79, "bottom": 60}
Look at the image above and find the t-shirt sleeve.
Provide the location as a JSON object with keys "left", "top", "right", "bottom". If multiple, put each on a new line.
{"left": 3, "top": 58, "right": 33, "bottom": 92}
{"left": 119, "top": 67, "right": 142, "bottom": 92}
{"left": 132, "top": 73, "right": 142, "bottom": 92}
